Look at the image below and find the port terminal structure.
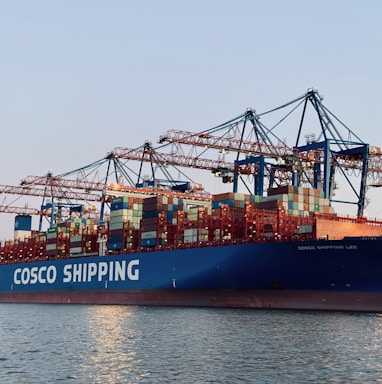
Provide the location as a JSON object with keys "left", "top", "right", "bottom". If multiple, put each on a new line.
{"left": 0, "top": 89, "right": 381, "bottom": 231}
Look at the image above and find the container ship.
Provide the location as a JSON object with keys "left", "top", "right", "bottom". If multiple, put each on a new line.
{"left": 1, "top": 89, "right": 382, "bottom": 311}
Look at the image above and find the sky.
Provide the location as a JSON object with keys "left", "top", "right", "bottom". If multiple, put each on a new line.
{"left": 0, "top": 0, "right": 382, "bottom": 239}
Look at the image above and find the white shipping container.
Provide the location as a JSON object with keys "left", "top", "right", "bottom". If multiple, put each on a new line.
{"left": 130, "top": 218, "right": 141, "bottom": 229}
{"left": 299, "top": 224, "right": 313, "bottom": 234}
{"left": 47, "top": 232, "right": 58, "bottom": 240}
{"left": 14, "top": 230, "right": 31, "bottom": 241}
{"left": 109, "top": 221, "right": 124, "bottom": 231}
{"left": 200, "top": 228, "right": 208, "bottom": 236}
{"left": 319, "top": 197, "right": 329, "bottom": 206}
{"left": 110, "top": 215, "right": 132, "bottom": 223}
{"left": 70, "top": 235, "right": 82, "bottom": 243}
{"left": 184, "top": 228, "right": 199, "bottom": 237}
{"left": 70, "top": 247, "right": 83, "bottom": 254}
{"left": 187, "top": 206, "right": 199, "bottom": 214}
{"left": 110, "top": 215, "right": 130, "bottom": 226}
{"left": 110, "top": 209, "right": 130, "bottom": 220}
{"left": 184, "top": 238, "right": 197, "bottom": 244}
{"left": 141, "top": 230, "right": 157, "bottom": 240}
{"left": 187, "top": 214, "right": 198, "bottom": 221}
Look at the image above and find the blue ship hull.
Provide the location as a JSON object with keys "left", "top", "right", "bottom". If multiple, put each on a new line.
{"left": 1, "top": 238, "right": 382, "bottom": 311}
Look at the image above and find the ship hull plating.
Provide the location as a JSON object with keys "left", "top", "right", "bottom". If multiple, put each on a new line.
{"left": 0, "top": 290, "right": 382, "bottom": 312}
{"left": 1, "top": 238, "right": 382, "bottom": 311}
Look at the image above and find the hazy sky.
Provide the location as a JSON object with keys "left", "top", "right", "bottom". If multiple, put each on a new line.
{"left": 0, "top": 0, "right": 381, "bottom": 238}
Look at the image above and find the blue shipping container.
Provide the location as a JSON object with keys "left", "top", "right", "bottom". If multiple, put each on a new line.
{"left": 142, "top": 210, "right": 162, "bottom": 219}
{"left": 14, "top": 215, "right": 32, "bottom": 231}
{"left": 111, "top": 202, "right": 129, "bottom": 211}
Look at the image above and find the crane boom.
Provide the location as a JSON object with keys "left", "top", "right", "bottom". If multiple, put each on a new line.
{"left": 158, "top": 129, "right": 292, "bottom": 158}
{"left": 0, "top": 206, "right": 42, "bottom": 215}
{"left": 158, "top": 129, "right": 382, "bottom": 176}
{"left": 110, "top": 146, "right": 235, "bottom": 173}
{"left": 21, "top": 174, "right": 106, "bottom": 192}
{"left": 0, "top": 184, "right": 101, "bottom": 202}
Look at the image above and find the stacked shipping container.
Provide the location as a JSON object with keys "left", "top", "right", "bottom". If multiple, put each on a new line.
{"left": 108, "top": 196, "right": 143, "bottom": 251}
{"left": 254, "top": 185, "right": 335, "bottom": 217}
{"left": 3, "top": 186, "right": 382, "bottom": 264}
{"left": 140, "top": 195, "right": 184, "bottom": 247}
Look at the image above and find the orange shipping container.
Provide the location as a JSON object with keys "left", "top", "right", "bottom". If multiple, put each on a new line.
{"left": 316, "top": 218, "right": 382, "bottom": 240}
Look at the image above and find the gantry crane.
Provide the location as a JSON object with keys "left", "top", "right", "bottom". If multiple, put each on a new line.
{"left": 17, "top": 153, "right": 137, "bottom": 227}
{"left": 3, "top": 89, "right": 381, "bottom": 226}
{"left": 156, "top": 89, "right": 382, "bottom": 217}
{"left": 0, "top": 181, "right": 102, "bottom": 230}
{"left": 13, "top": 148, "right": 213, "bottom": 228}
{"left": 110, "top": 142, "right": 235, "bottom": 177}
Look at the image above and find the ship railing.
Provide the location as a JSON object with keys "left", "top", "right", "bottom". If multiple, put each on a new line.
{"left": 0, "top": 231, "right": 318, "bottom": 265}
{"left": 314, "top": 212, "right": 382, "bottom": 226}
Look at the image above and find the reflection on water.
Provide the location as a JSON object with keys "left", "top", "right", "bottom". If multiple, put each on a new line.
{"left": 0, "top": 305, "right": 382, "bottom": 383}
{"left": 83, "top": 306, "right": 142, "bottom": 383}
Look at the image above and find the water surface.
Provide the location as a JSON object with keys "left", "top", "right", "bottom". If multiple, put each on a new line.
{"left": 0, "top": 305, "right": 381, "bottom": 383}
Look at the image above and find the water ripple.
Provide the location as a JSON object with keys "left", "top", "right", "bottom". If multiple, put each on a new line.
{"left": 0, "top": 305, "right": 382, "bottom": 383}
